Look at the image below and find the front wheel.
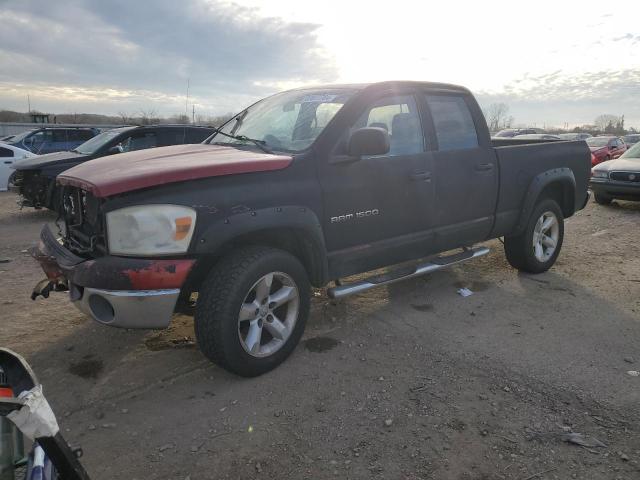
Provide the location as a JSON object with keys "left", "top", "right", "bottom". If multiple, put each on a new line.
{"left": 195, "top": 246, "right": 310, "bottom": 377}
{"left": 594, "top": 193, "right": 613, "bottom": 205}
{"left": 504, "top": 198, "right": 564, "bottom": 274}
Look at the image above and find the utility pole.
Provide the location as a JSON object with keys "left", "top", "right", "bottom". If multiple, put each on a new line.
{"left": 185, "top": 78, "right": 190, "bottom": 120}
{"left": 192, "top": 104, "right": 195, "bottom": 124}
{"left": 27, "top": 94, "right": 31, "bottom": 113}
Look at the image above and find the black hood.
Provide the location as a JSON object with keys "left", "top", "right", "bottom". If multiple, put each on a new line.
{"left": 12, "top": 150, "right": 86, "bottom": 170}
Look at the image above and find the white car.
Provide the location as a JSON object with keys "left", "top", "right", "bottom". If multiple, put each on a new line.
{"left": 0, "top": 142, "right": 36, "bottom": 191}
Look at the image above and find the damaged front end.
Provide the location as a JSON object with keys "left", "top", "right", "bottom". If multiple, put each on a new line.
{"left": 30, "top": 220, "right": 195, "bottom": 329}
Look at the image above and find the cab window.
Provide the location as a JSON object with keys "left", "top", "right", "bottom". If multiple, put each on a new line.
{"left": 353, "top": 95, "right": 424, "bottom": 156}
{"left": 425, "top": 95, "right": 479, "bottom": 151}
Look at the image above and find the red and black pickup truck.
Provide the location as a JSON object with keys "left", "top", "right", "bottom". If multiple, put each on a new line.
{"left": 30, "top": 81, "right": 591, "bottom": 376}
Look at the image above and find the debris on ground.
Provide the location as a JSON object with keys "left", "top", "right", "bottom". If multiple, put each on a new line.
{"left": 457, "top": 287, "right": 473, "bottom": 297}
{"left": 626, "top": 370, "right": 639, "bottom": 377}
{"left": 561, "top": 432, "right": 607, "bottom": 448}
{"left": 623, "top": 356, "right": 635, "bottom": 363}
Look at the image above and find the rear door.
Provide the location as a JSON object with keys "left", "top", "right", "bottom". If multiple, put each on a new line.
{"left": 319, "top": 90, "right": 435, "bottom": 276}
{"left": 422, "top": 93, "right": 498, "bottom": 248}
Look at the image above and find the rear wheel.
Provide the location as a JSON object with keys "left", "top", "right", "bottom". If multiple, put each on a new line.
{"left": 504, "top": 198, "right": 564, "bottom": 273}
{"left": 594, "top": 192, "right": 613, "bottom": 205}
{"left": 194, "top": 246, "right": 310, "bottom": 377}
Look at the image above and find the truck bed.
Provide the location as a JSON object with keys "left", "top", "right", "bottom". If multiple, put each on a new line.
{"left": 490, "top": 139, "right": 592, "bottom": 238}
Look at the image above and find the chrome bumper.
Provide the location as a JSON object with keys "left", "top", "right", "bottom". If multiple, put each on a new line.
{"left": 72, "top": 286, "right": 180, "bottom": 329}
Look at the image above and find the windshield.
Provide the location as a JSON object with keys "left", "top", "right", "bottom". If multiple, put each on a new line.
{"left": 621, "top": 142, "right": 640, "bottom": 159}
{"left": 494, "top": 130, "right": 517, "bottom": 138}
{"left": 586, "top": 137, "right": 611, "bottom": 147}
{"left": 74, "top": 127, "right": 133, "bottom": 154}
{"left": 207, "top": 88, "right": 358, "bottom": 153}
{"left": 8, "top": 130, "right": 37, "bottom": 143}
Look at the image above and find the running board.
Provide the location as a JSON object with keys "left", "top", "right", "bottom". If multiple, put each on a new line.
{"left": 327, "top": 246, "right": 490, "bottom": 299}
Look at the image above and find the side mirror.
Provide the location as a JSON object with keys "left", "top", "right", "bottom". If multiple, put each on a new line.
{"left": 348, "top": 127, "right": 390, "bottom": 157}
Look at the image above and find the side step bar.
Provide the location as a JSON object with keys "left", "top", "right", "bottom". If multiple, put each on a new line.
{"left": 327, "top": 246, "right": 490, "bottom": 299}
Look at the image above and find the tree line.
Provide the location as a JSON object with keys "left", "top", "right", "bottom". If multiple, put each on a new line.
{"left": 0, "top": 109, "right": 233, "bottom": 127}
{"left": 481, "top": 103, "right": 638, "bottom": 135}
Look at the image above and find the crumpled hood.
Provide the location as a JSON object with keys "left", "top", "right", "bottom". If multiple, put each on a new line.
{"left": 57, "top": 144, "right": 293, "bottom": 198}
{"left": 13, "top": 150, "right": 84, "bottom": 170}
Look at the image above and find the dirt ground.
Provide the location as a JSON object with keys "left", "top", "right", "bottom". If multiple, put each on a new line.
{"left": 1, "top": 190, "right": 639, "bottom": 480}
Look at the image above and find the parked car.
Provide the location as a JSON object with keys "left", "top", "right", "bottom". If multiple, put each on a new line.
{"left": 30, "top": 81, "right": 590, "bottom": 377}
{"left": 557, "top": 133, "right": 592, "bottom": 141}
{"left": 513, "top": 134, "right": 562, "bottom": 140}
{"left": 0, "top": 143, "right": 36, "bottom": 191}
{"left": 590, "top": 141, "right": 640, "bottom": 204}
{"left": 11, "top": 125, "right": 216, "bottom": 209}
{"left": 622, "top": 134, "right": 640, "bottom": 147}
{"left": 4, "top": 127, "right": 99, "bottom": 155}
{"left": 586, "top": 136, "right": 626, "bottom": 165}
{"left": 493, "top": 128, "right": 541, "bottom": 138}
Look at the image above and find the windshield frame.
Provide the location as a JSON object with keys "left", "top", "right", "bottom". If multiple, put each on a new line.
{"left": 205, "top": 87, "right": 360, "bottom": 154}
{"left": 73, "top": 127, "right": 135, "bottom": 155}
{"left": 586, "top": 137, "right": 611, "bottom": 148}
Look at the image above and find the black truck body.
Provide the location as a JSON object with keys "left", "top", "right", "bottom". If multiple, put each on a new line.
{"left": 30, "top": 81, "right": 591, "bottom": 376}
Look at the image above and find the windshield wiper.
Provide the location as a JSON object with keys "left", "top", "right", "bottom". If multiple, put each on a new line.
{"left": 211, "top": 129, "right": 273, "bottom": 154}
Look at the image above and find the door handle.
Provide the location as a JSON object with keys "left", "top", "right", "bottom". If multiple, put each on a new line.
{"left": 475, "top": 163, "right": 493, "bottom": 172}
{"left": 3, "top": 160, "right": 12, "bottom": 164}
{"left": 409, "top": 171, "right": 432, "bottom": 182}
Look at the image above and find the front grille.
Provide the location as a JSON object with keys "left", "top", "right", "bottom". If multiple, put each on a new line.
{"left": 610, "top": 171, "right": 640, "bottom": 183}
{"left": 62, "top": 187, "right": 106, "bottom": 256}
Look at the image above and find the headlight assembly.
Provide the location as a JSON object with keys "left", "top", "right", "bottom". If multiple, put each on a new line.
{"left": 591, "top": 170, "right": 608, "bottom": 179}
{"left": 106, "top": 204, "right": 196, "bottom": 256}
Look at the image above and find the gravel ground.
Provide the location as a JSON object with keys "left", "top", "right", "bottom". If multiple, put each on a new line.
{"left": 1, "top": 190, "right": 639, "bottom": 479}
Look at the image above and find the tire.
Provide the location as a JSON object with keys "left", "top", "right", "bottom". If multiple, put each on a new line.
{"left": 504, "top": 198, "right": 564, "bottom": 274}
{"left": 195, "top": 246, "right": 310, "bottom": 377}
{"left": 594, "top": 193, "right": 612, "bottom": 205}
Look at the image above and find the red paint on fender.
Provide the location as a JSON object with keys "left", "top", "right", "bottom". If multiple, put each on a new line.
{"left": 57, "top": 144, "right": 292, "bottom": 198}
{"left": 123, "top": 259, "right": 196, "bottom": 290}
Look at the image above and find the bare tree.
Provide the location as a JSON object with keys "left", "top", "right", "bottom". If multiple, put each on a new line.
{"left": 594, "top": 114, "right": 620, "bottom": 132}
{"left": 138, "top": 108, "right": 159, "bottom": 125}
{"left": 117, "top": 111, "right": 132, "bottom": 124}
{"left": 482, "top": 103, "right": 512, "bottom": 132}
{"left": 168, "top": 114, "right": 190, "bottom": 124}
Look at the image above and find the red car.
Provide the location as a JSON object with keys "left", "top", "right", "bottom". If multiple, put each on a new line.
{"left": 586, "top": 136, "right": 627, "bottom": 165}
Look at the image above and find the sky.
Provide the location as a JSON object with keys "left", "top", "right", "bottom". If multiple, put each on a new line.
{"left": 0, "top": 0, "right": 639, "bottom": 128}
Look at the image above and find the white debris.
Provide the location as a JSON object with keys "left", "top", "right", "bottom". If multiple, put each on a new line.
{"left": 7, "top": 385, "right": 59, "bottom": 440}
{"left": 457, "top": 287, "right": 474, "bottom": 297}
{"left": 626, "top": 370, "right": 639, "bottom": 377}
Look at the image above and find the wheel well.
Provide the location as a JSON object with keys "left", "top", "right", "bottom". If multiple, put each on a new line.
{"left": 185, "top": 228, "right": 327, "bottom": 295}
{"left": 539, "top": 181, "right": 574, "bottom": 218}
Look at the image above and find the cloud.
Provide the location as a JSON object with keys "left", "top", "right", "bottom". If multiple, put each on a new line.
{"left": 0, "top": 0, "right": 337, "bottom": 115}
{"left": 476, "top": 69, "right": 640, "bottom": 127}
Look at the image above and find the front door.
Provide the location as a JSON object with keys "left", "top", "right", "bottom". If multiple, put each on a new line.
{"left": 319, "top": 91, "right": 435, "bottom": 277}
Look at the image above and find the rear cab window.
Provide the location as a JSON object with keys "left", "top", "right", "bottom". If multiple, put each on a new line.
{"left": 425, "top": 95, "right": 479, "bottom": 151}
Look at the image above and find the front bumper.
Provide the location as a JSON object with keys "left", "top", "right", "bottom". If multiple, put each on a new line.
{"left": 589, "top": 178, "right": 640, "bottom": 198}
{"left": 30, "top": 225, "right": 195, "bottom": 329}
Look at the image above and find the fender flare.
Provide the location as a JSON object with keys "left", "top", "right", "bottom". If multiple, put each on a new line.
{"left": 514, "top": 168, "right": 576, "bottom": 235}
{"left": 193, "top": 205, "right": 329, "bottom": 286}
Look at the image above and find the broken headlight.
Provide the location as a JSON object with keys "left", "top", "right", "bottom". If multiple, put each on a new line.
{"left": 106, "top": 205, "right": 196, "bottom": 256}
